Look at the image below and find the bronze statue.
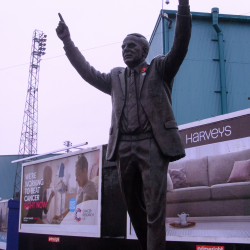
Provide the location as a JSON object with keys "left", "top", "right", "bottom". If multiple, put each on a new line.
{"left": 56, "top": 1, "right": 191, "bottom": 248}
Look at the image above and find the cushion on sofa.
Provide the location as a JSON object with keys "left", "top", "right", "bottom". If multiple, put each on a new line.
{"left": 169, "top": 169, "right": 190, "bottom": 189}
{"left": 183, "top": 157, "right": 209, "bottom": 187}
{"left": 227, "top": 160, "right": 250, "bottom": 183}
{"left": 208, "top": 149, "right": 250, "bottom": 186}
{"left": 167, "top": 186, "right": 211, "bottom": 203}
{"left": 211, "top": 182, "right": 250, "bottom": 200}
{"left": 168, "top": 157, "right": 209, "bottom": 187}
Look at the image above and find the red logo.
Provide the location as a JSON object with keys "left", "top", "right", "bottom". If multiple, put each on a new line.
{"left": 141, "top": 68, "right": 146, "bottom": 73}
{"left": 196, "top": 246, "right": 224, "bottom": 250}
{"left": 48, "top": 236, "right": 60, "bottom": 243}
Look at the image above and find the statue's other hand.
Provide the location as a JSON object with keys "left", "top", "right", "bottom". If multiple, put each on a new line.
{"left": 56, "top": 21, "right": 70, "bottom": 41}
{"left": 179, "top": 0, "right": 189, "bottom": 5}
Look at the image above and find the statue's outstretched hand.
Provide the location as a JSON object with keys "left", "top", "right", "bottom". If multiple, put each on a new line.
{"left": 179, "top": 0, "right": 189, "bottom": 5}
{"left": 56, "top": 13, "right": 70, "bottom": 41}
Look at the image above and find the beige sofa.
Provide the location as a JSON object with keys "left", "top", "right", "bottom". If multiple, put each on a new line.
{"left": 166, "top": 149, "right": 250, "bottom": 217}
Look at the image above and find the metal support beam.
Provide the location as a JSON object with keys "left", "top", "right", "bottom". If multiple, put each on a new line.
{"left": 212, "top": 7, "right": 228, "bottom": 114}
{"left": 162, "top": 11, "right": 172, "bottom": 55}
{"left": 11, "top": 142, "right": 88, "bottom": 164}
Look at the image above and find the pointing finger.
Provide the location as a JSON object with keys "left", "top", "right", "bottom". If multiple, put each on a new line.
{"left": 58, "top": 13, "right": 65, "bottom": 23}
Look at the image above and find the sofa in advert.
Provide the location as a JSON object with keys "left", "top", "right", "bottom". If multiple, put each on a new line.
{"left": 127, "top": 109, "right": 250, "bottom": 244}
{"left": 19, "top": 146, "right": 102, "bottom": 238}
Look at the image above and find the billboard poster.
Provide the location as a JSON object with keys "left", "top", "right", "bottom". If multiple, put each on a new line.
{"left": 19, "top": 146, "right": 102, "bottom": 238}
{"left": 127, "top": 109, "right": 250, "bottom": 244}
{"left": 0, "top": 200, "right": 8, "bottom": 250}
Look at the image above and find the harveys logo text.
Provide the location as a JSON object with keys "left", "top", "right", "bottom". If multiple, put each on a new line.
{"left": 186, "top": 126, "right": 231, "bottom": 144}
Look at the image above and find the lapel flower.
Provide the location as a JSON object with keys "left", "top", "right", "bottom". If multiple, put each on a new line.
{"left": 141, "top": 68, "right": 146, "bottom": 73}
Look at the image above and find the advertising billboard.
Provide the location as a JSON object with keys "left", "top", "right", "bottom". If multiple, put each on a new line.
{"left": 0, "top": 200, "right": 8, "bottom": 250}
{"left": 127, "top": 108, "right": 250, "bottom": 244}
{"left": 19, "top": 146, "right": 102, "bottom": 238}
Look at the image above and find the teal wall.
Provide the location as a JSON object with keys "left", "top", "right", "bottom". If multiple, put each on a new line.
{"left": 0, "top": 154, "right": 60, "bottom": 200}
{"left": 147, "top": 16, "right": 163, "bottom": 62}
{"left": 0, "top": 155, "right": 18, "bottom": 200}
{"left": 147, "top": 10, "right": 250, "bottom": 125}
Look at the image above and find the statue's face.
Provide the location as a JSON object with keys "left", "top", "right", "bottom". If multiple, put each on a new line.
{"left": 122, "top": 36, "right": 144, "bottom": 68}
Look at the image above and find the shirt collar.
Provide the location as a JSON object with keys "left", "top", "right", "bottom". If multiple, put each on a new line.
{"left": 128, "top": 61, "right": 148, "bottom": 76}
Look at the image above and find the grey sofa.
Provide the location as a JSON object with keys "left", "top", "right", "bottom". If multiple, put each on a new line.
{"left": 166, "top": 148, "right": 250, "bottom": 217}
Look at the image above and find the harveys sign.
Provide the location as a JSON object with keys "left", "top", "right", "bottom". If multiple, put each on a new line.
{"left": 180, "top": 114, "right": 250, "bottom": 148}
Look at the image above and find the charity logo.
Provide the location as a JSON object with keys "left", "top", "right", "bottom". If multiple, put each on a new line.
{"left": 69, "top": 198, "right": 77, "bottom": 212}
{"left": 74, "top": 208, "right": 81, "bottom": 222}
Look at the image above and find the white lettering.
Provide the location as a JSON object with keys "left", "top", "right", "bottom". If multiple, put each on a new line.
{"left": 25, "top": 172, "right": 36, "bottom": 180}
{"left": 204, "top": 130, "right": 212, "bottom": 140}
{"left": 185, "top": 125, "right": 233, "bottom": 145}
{"left": 218, "top": 127, "right": 224, "bottom": 137}
{"left": 211, "top": 128, "right": 218, "bottom": 139}
{"left": 193, "top": 132, "right": 199, "bottom": 142}
{"left": 24, "top": 179, "right": 43, "bottom": 187}
{"left": 186, "top": 133, "right": 193, "bottom": 144}
{"left": 225, "top": 125, "right": 231, "bottom": 136}
{"left": 24, "top": 194, "right": 40, "bottom": 202}
{"left": 199, "top": 131, "right": 206, "bottom": 141}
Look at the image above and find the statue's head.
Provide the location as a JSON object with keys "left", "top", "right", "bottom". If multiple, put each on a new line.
{"left": 122, "top": 33, "right": 149, "bottom": 68}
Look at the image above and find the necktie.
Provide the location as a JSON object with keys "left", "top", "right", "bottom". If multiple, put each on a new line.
{"left": 127, "top": 69, "right": 139, "bottom": 132}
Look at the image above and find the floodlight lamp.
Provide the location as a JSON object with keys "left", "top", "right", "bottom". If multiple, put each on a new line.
{"left": 44, "top": 35, "right": 47, "bottom": 38}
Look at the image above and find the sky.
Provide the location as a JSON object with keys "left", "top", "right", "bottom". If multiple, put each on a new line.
{"left": 1, "top": 0, "right": 250, "bottom": 155}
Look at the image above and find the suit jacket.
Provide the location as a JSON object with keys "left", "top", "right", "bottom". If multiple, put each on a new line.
{"left": 65, "top": 14, "right": 192, "bottom": 162}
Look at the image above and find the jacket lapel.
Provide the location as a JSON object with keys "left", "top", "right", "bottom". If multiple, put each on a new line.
{"left": 118, "top": 69, "right": 126, "bottom": 96}
{"left": 139, "top": 64, "right": 149, "bottom": 95}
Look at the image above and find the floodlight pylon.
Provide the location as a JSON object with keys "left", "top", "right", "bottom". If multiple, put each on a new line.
{"left": 13, "top": 30, "right": 47, "bottom": 200}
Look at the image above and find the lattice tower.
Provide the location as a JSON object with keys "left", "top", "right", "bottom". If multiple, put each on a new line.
{"left": 13, "top": 30, "right": 47, "bottom": 200}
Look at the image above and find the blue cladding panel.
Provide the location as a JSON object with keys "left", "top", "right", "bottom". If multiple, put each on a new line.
{"left": 0, "top": 155, "right": 18, "bottom": 200}
{"left": 148, "top": 10, "right": 250, "bottom": 125}
{"left": 0, "top": 154, "right": 60, "bottom": 200}
{"left": 173, "top": 60, "right": 221, "bottom": 124}
{"left": 219, "top": 21, "right": 250, "bottom": 113}
{"left": 172, "top": 18, "right": 222, "bottom": 124}
{"left": 146, "top": 18, "right": 163, "bottom": 63}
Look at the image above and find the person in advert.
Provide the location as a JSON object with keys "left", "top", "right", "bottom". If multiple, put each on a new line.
{"left": 23, "top": 166, "right": 55, "bottom": 224}
{"left": 53, "top": 155, "right": 97, "bottom": 221}
{"left": 56, "top": 0, "right": 191, "bottom": 249}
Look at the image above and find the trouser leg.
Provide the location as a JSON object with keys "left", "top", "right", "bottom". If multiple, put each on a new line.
{"left": 117, "top": 140, "right": 148, "bottom": 250}
{"left": 138, "top": 139, "right": 169, "bottom": 250}
{"left": 117, "top": 139, "right": 169, "bottom": 250}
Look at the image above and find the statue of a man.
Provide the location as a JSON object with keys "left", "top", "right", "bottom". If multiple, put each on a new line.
{"left": 56, "top": 1, "right": 191, "bottom": 249}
